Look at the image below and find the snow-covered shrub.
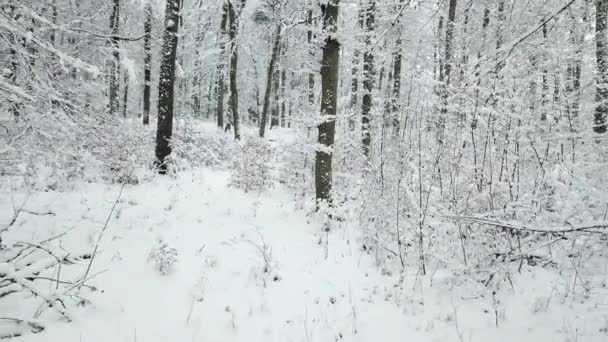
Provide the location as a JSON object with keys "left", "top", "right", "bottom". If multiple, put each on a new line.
{"left": 148, "top": 239, "right": 178, "bottom": 275}
{"left": 2, "top": 115, "right": 151, "bottom": 190}
{"left": 229, "top": 136, "right": 274, "bottom": 192}
{"left": 171, "top": 119, "right": 234, "bottom": 169}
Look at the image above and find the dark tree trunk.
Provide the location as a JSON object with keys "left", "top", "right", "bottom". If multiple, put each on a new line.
{"left": 270, "top": 41, "right": 282, "bottom": 129}
{"left": 390, "top": 0, "right": 406, "bottom": 133}
{"left": 154, "top": 0, "right": 181, "bottom": 173}
{"left": 216, "top": 1, "right": 229, "bottom": 129}
{"left": 361, "top": 0, "right": 375, "bottom": 158}
{"left": 595, "top": 0, "right": 608, "bottom": 133}
{"left": 307, "top": 6, "right": 315, "bottom": 107}
{"left": 143, "top": 1, "right": 152, "bottom": 125}
{"left": 438, "top": 0, "right": 457, "bottom": 141}
{"left": 227, "top": 0, "right": 241, "bottom": 140}
{"left": 122, "top": 71, "right": 129, "bottom": 118}
{"left": 259, "top": 25, "right": 281, "bottom": 138}
{"left": 315, "top": 0, "right": 340, "bottom": 206}
{"left": 109, "top": 0, "right": 121, "bottom": 115}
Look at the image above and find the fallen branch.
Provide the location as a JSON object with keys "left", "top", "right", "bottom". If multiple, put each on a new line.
{"left": 449, "top": 216, "right": 608, "bottom": 235}
{"left": 0, "top": 317, "right": 44, "bottom": 339}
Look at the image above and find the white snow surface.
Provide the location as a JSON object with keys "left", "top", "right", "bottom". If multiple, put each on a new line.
{"left": 1, "top": 168, "right": 607, "bottom": 341}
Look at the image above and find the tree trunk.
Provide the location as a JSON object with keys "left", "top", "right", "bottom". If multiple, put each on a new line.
{"left": 438, "top": 0, "right": 457, "bottom": 142}
{"left": 307, "top": 5, "right": 315, "bottom": 107}
{"left": 349, "top": 5, "right": 365, "bottom": 130}
{"left": 228, "top": 0, "right": 241, "bottom": 140}
{"left": 259, "top": 25, "right": 281, "bottom": 138}
{"left": 108, "top": 0, "right": 121, "bottom": 115}
{"left": 315, "top": 0, "right": 340, "bottom": 206}
{"left": 155, "top": 0, "right": 181, "bottom": 173}
{"left": 595, "top": 0, "right": 608, "bottom": 133}
{"left": 143, "top": 1, "right": 152, "bottom": 125}
{"left": 390, "top": 0, "right": 406, "bottom": 133}
{"left": 541, "top": 22, "right": 549, "bottom": 121}
{"left": 216, "top": 1, "right": 229, "bottom": 129}
{"left": 122, "top": 71, "right": 129, "bottom": 118}
{"left": 361, "top": 0, "right": 376, "bottom": 158}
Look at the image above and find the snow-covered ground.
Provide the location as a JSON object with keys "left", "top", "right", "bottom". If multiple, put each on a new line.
{"left": 1, "top": 168, "right": 607, "bottom": 341}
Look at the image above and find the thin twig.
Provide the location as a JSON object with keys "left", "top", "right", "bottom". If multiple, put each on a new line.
{"left": 82, "top": 168, "right": 134, "bottom": 281}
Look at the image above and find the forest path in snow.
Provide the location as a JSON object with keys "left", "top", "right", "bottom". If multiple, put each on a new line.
{"left": 8, "top": 169, "right": 421, "bottom": 342}
{"left": 5, "top": 169, "right": 603, "bottom": 342}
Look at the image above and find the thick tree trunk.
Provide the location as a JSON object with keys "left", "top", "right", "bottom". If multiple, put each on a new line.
{"left": 227, "top": 0, "right": 241, "bottom": 139}
{"left": 216, "top": 1, "right": 229, "bottom": 129}
{"left": 315, "top": 0, "right": 340, "bottom": 206}
{"left": 108, "top": 0, "right": 121, "bottom": 115}
{"left": 595, "top": 0, "right": 608, "bottom": 133}
{"left": 155, "top": 0, "right": 181, "bottom": 173}
{"left": 143, "top": 1, "right": 152, "bottom": 125}
{"left": 259, "top": 25, "right": 281, "bottom": 138}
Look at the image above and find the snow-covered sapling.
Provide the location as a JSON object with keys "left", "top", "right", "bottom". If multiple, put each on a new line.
{"left": 148, "top": 239, "right": 178, "bottom": 275}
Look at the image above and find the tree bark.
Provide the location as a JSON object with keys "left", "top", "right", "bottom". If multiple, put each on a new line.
{"left": 438, "top": 0, "right": 457, "bottom": 141}
{"left": 143, "top": 1, "right": 152, "bottom": 125}
{"left": 216, "top": 1, "right": 229, "bottom": 129}
{"left": 108, "top": 0, "right": 121, "bottom": 115}
{"left": 349, "top": 4, "right": 365, "bottom": 130}
{"left": 259, "top": 25, "right": 281, "bottom": 138}
{"left": 122, "top": 71, "right": 129, "bottom": 117}
{"left": 227, "top": 0, "right": 241, "bottom": 140}
{"left": 595, "top": 0, "right": 608, "bottom": 133}
{"left": 154, "top": 0, "right": 181, "bottom": 173}
{"left": 315, "top": 0, "right": 340, "bottom": 206}
{"left": 307, "top": 5, "right": 315, "bottom": 107}
{"left": 361, "top": 0, "right": 375, "bottom": 158}
{"left": 390, "top": 0, "right": 406, "bottom": 133}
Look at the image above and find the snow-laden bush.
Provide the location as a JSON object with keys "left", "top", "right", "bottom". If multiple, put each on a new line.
{"left": 171, "top": 120, "right": 235, "bottom": 169}
{"left": 2, "top": 116, "right": 151, "bottom": 191}
{"left": 229, "top": 136, "right": 274, "bottom": 193}
{"left": 148, "top": 239, "right": 178, "bottom": 275}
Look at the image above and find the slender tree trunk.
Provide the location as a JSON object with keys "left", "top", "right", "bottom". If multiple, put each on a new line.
{"left": 595, "top": 0, "right": 608, "bottom": 133}
{"left": 541, "top": 22, "right": 549, "bottom": 122}
{"left": 438, "top": 0, "right": 457, "bottom": 142}
{"left": 143, "top": 1, "right": 152, "bottom": 125}
{"left": 259, "top": 25, "right": 282, "bottom": 138}
{"left": 307, "top": 5, "right": 315, "bottom": 107}
{"left": 271, "top": 41, "right": 282, "bottom": 129}
{"left": 361, "top": 0, "right": 376, "bottom": 158}
{"left": 227, "top": 0, "right": 241, "bottom": 139}
{"left": 216, "top": 1, "right": 229, "bottom": 129}
{"left": 108, "top": 0, "right": 121, "bottom": 115}
{"left": 315, "top": 0, "right": 340, "bottom": 206}
{"left": 155, "top": 0, "right": 181, "bottom": 173}
{"left": 349, "top": 5, "right": 364, "bottom": 130}
{"left": 390, "top": 0, "right": 406, "bottom": 133}
{"left": 122, "top": 71, "right": 129, "bottom": 117}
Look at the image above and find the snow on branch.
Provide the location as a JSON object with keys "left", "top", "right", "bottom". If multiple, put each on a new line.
{"left": 450, "top": 216, "right": 608, "bottom": 235}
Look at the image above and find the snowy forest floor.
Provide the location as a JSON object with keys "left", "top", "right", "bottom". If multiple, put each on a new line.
{"left": 2, "top": 164, "right": 608, "bottom": 342}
